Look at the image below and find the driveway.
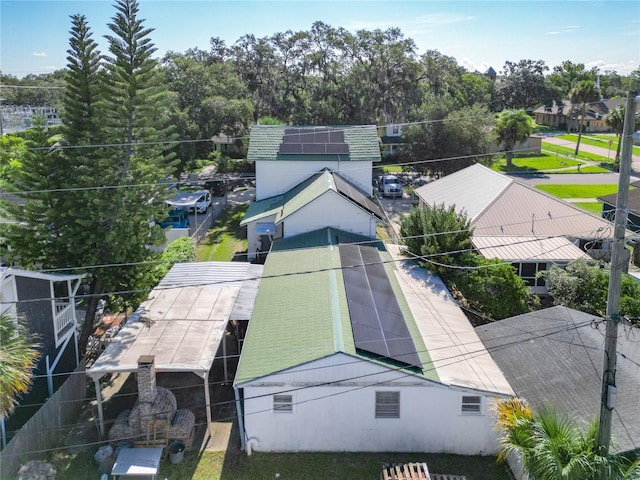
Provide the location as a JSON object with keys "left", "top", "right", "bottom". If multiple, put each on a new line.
{"left": 376, "top": 192, "right": 416, "bottom": 241}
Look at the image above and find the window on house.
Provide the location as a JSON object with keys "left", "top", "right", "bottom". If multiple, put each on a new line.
{"left": 512, "top": 262, "right": 547, "bottom": 287}
{"left": 375, "top": 391, "right": 400, "bottom": 418}
{"left": 273, "top": 394, "right": 293, "bottom": 413}
{"left": 392, "top": 125, "right": 399, "bottom": 135}
{"left": 461, "top": 395, "right": 482, "bottom": 414}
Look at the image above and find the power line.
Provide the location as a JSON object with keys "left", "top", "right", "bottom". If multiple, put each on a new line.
{"left": 1, "top": 317, "right": 602, "bottom": 445}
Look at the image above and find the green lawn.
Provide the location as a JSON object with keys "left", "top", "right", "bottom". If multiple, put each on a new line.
{"left": 48, "top": 449, "right": 512, "bottom": 480}
{"left": 572, "top": 202, "right": 603, "bottom": 214}
{"left": 541, "top": 142, "right": 612, "bottom": 164}
{"left": 493, "top": 152, "right": 580, "bottom": 172}
{"left": 196, "top": 204, "right": 248, "bottom": 261}
{"left": 558, "top": 133, "right": 640, "bottom": 156}
{"left": 535, "top": 184, "right": 618, "bottom": 198}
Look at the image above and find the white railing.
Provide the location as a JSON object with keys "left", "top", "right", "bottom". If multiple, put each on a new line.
{"left": 54, "top": 302, "right": 74, "bottom": 338}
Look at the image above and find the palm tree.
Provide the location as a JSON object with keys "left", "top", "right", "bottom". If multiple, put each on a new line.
{"left": 495, "top": 398, "right": 640, "bottom": 480}
{"left": 605, "top": 106, "right": 625, "bottom": 164}
{"left": 569, "top": 80, "right": 601, "bottom": 156}
{"left": 494, "top": 109, "right": 534, "bottom": 167}
{"left": 0, "top": 313, "right": 40, "bottom": 418}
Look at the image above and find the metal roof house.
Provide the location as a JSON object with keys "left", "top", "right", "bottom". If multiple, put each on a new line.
{"left": 241, "top": 169, "right": 385, "bottom": 261}
{"left": 476, "top": 306, "right": 640, "bottom": 454}
{"left": 233, "top": 228, "right": 513, "bottom": 454}
{"left": 248, "top": 125, "right": 381, "bottom": 201}
{"left": 414, "top": 164, "right": 615, "bottom": 292}
{"left": 0, "top": 268, "right": 84, "bottom": 446}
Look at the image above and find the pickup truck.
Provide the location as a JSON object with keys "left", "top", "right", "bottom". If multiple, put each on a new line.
{"left": 379, "top": 175, "right": 403, "bottom": 198}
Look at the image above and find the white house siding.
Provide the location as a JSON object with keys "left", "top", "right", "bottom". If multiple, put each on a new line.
{"left": 240, "top": 354, "right": 501, "bottom": 454}
{"left": 256, "top": 161, "right": 373, "bottom": 200}
{"left": 283, "top": 193, "right": 377, "bottom": 239}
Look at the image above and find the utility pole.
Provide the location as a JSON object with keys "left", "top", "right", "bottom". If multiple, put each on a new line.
{"left": 597, "top": 90, "right": 638, "bottom": 454}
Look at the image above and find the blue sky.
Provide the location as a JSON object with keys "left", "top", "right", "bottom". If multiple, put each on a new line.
{"left": 1, "top": 0, "right": 639, "bottom": 79}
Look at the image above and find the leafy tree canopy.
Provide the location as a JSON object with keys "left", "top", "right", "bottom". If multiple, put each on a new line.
{"left": 542, "top": 259, "right": 640, "bottom": 321}
{"left": 400, "top": 204, "right": 533, "bottom": 320}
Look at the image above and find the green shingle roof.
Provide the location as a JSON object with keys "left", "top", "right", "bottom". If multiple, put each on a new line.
{"left": 234, "top": 229, "right": 437, "bottom": 385}
{"left": 247, "top": 125, "right": 381, "bottom": 162}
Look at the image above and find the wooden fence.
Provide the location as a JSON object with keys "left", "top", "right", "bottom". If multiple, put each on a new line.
{"left": 0, "top": 360, "right": 87, "bottom": 478}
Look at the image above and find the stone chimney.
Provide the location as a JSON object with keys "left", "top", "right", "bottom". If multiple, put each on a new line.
{"left": 137, "top": 355, "right": 157, "bottom": 426}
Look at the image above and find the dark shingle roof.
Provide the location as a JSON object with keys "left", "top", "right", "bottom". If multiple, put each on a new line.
{"left": 476, "top": 306, "right": 640, "bottom": 453}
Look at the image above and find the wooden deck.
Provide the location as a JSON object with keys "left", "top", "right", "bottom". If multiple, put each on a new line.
{"left": 380, "top": 462, "right": 467, "bottom": 480}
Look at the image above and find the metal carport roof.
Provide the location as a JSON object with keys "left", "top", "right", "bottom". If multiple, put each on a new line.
{"left": 87, "top": 261, "right": 263, "bottom": 438}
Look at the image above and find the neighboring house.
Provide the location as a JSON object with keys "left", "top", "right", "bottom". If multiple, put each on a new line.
{"left": 533, "top": 99, "right": 630, "bottom": 132}
{"left": 233, "top": 228, "right": 514, "bottom": 454}
{"left": 475, "top": 306, "right": 640, "bottom": 454}
{"left": 248, "top": 125, "right": 381, "bottom": 201}
{"left": 413, "top": 164, "right": 616, "bottom": 288}
{"left": 484, "top": 67, "right": 497, "bottom": 82}
{"left": 0, "top": 267, "right": 84, "bottom": 445}
{"left": 211, "top": 134, "right": 242, "bottom": 155}
{"left": 472, "top": 236, "right": 587, "bottom": 295}
{"left": 378, "top": 124, "right": 405, "bottom": 158}
{"left": 599, "top": 186, "right": 640, "bottom": 233}
{"left": 241, "top": 169, "right": 385, "bottom": 260}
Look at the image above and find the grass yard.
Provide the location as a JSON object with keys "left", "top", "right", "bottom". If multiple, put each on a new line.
{"left": 541, "top": 142, "right": 612, "bottom": 165}
{"left": 493, "top": 152, "right": 579, "bottom": 172}
{"left": 559, "top": 133, "right": 640, "bottom": 156}
{"left": 535, "top": 184, "right": 618, "bottom": 199}
{"left": 46, "top": 449, "right": 512, "bottom": 480}
{"left": 196, "top": 204, "right": 248, "bottom": 262}
{"left": 573, "top": 202, "right": 603, "bottom": 215}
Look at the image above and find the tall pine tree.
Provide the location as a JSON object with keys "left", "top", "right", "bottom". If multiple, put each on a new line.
{"left": 97, "top": 0, "right": 176, "bottom": 314}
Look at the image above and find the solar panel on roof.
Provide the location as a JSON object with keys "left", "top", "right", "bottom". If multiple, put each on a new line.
{"left": 339, "top": 244, "right": 422, "bottom": 369}
{"left": 333, "top": 173, "right": 385, "bottom": 220}
{"left": 279, "top": 128, "right": 350, "bottom": 155}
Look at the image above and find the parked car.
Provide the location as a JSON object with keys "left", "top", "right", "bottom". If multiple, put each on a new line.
{"left": 160, "top": 209, "right": 190, "bottom": 229}
{"left": 187, "top": 190, "right": 211, "bottom": 213}
{"left": 205, "top": 179, "right": 231, "bottom": 196}
{"left": 380, "top": 175, "right": 403, "bottom": 198}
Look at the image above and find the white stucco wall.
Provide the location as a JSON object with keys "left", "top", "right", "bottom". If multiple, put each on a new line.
{"left": 239, "top": 354, "right": 503, "bottom": 454}
{"left": 255, "top": 161, "right": 373, "bottom": 200}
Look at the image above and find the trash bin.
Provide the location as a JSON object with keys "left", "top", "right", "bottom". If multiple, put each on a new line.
{"left": 168, "top": 440, "right": 186, "bottom": 464}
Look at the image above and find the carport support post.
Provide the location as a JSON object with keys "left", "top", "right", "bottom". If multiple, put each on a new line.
{"left": 204, "top": 371, "right": 213, "bottom": 439}
{"left": 94, "top": 377, "right": 105, "bottom": 439}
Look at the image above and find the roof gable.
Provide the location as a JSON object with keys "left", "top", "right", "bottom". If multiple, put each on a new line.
{"left": 415, "top": 164, "right": 614, "bottom": 239}
{"left": 414, "top": 164, "right": 512, "bottom": 220}
{"left": 241, "top": 170, "right": 385, "bottom": 226}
